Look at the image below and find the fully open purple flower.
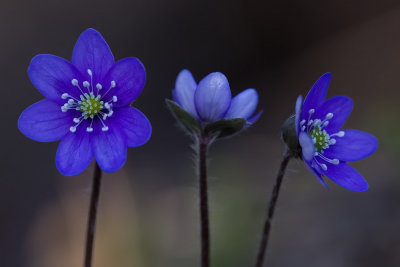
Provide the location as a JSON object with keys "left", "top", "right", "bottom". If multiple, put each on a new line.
{"left": 18, "top": 28, "right": 151, "bottom": 176}
{"left": 172, "top": 70, "right": 261, "bottom": 124}
{"left": 295, "top": 73, "right": 377, "bottom": 191}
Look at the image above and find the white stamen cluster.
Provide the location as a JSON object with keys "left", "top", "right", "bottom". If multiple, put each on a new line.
{"left": 61, "top": 69, "right": 118, "bottom": 133}
{"left": 300, "top": 109, "right": 345, "bottom": 171}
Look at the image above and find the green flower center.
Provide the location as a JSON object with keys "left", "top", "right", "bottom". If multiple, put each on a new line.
{"left": 80, "top": 97, "right": 103, "bottom": 117}
{"left": 309, "top": 126, "right": 330, "bottom": 152}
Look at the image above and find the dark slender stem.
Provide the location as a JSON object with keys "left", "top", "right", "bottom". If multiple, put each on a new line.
{"left": 255, "top": 149, "right": 292, "bottom": 267}
{"left": 84, "top": 163, "right": 103, "bottom": 267}
{"left": 198, "top": 134, "right": 210, "bottom": 267}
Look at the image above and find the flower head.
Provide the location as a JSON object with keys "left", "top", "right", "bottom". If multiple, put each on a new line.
{"left": 172, "top": 70, "right": 262, "bottom": 125}
{"left": 18, "top": 28, "right": 152, "bottom": 176}
{"left": 294, "top": 73, "right": 377, "bottom": 191}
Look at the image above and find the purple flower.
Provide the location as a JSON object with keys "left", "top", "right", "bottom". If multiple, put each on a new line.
{"left": 172, "top": 70, "right": 262, "bottom": 124}
{"left": 295, "top": 73, "right": 377, "bottom": 191}
{"left": 18, "top": 28, "right": 151, "bottom": 176}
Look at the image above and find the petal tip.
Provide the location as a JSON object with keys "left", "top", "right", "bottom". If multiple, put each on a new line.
{"left": 95, "top": 155, "right": 127, "bottom": 173}
{"left": 322, "top": 72, "right": 331, "bottom": 79}
{"left": 178, "top": 69, "right": 193, "bottom": 77}
{"left": 207, "top": 72, "right": 228, "bottom": 83}
{"left": 131, "top": 119, "right": 152, "bottom": 147}
{"left": 247, "top": 109, "right": 263, "bottom": 124}
{"left": 78, "top": 28, "right": 103, "bottom": 39}
{"left": 55, "top": 153, "right": 93, "bottom": 176}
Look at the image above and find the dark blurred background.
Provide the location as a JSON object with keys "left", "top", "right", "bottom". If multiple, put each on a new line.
{"left": 1, "top": 0, "right": 400, "bottom": 266}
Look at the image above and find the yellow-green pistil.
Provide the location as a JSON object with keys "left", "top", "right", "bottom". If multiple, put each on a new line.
{"left": 309, "top": 126, "right": 330, "bottom": 152}
{"left": 80, "top": 96, "right": 103, "bottom": 117}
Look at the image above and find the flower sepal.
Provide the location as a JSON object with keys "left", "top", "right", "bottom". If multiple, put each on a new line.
{"left": 281, "top": 115, "right": 301, "bottom": 158}
{"left": 166, "top": 99, "right": 201, "bottom": 135}
{"left": 204, "top": 118, "right": 246, "bottom": 139}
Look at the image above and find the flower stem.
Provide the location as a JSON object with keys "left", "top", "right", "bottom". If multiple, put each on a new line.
{"left": 255, "top": 149, "right": 292, "bottom": 267}
{"left": 198, "top": 134, "right": 210, "bottom": 267}
{"left": 84, "top": 163, "right": 103, "bottom": 267}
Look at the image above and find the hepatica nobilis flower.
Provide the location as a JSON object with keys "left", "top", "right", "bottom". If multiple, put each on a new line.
{"left": 293, "top": 73, "right": 377, "bottom": 191}
{"left": 167, "top": 70, "right": 262, "bottom": 138}
{"left": 18, "top": 28, "right": 151, "bottom": 175}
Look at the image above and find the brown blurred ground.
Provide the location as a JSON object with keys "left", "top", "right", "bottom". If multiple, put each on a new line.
{"left": 1, "top": 0, "right": 400, "bottom": 266}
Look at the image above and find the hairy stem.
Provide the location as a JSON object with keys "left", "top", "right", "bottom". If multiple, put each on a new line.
{"left": 199, "top": 134, "right": 210, "bottom": 267}
{"left": 255, "top": 149, "right": 291, "bottom": 267}
{"left": 84, "top": 163, "right": 102, "bottom": 267}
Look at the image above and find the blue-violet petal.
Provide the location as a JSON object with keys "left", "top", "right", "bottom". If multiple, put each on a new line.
{"left": 72, "top": 28, "right": 114, "bottom": 81}
{"left": 315, "top": 95, "right": 353, "bottom": 133}
{"left": 323, "top": 162, "right": 369, "bottom": 192}
{"left": 295, "top": 95, "right": 303, "bottom": 135}
{"left": 301, "top": 73, "right": 331, "bottom": 121}
{"left": 324, "top": 129, "right": 378, "bottom": 161}
{"left": 194, "top": 72, "right": 231, "bottom": 122}
{"left": 18, "top": 99, "right": 72, "bottom": 142}
{"left": 92, "top": 127, "right": 127, "bottom": 172}
{"left": 112, "top": 106, "right": 152, "bottom": 147}
{"left": 305, "top": 161, "right": 328, "bottom": 188}
{"left": 56, "top": 128, "right": 93, "bottom": 176}
{"left": 299, "top": 132, "right": 315, "bottom": 161}
{"left": 247, "top": 110, "right": 263, "bottom": 125}
{"left": 101, "top": 57, "right": 146, "bottom": 107}
{"left": 225, "top": 88, "right": 258, "bottom": 119}
{"left": 174, "top": 69, "right": 198, "bottom": 119}
{"left": 28, "top": 55, "right": 83, "bottom": 103}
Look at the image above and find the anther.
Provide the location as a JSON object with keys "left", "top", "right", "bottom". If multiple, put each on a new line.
{"left": 69, "top": 126, "right": 76, "bottom": 133}
{"left": 112, "top": 96, "right": 117, "bottom": 102}
{"left": 338, "top": 131, "right": 345, "bottom": 137}
{"left": 326, "top": 113, "right": 333, "bottom": 119}
{"left": 300, "top": 120, "right": 306, "bottom": 125}
{"left": 316, "top": 153, "right": 339, "bottom": 165}
{"left": 87, "top": 69, "right": 93, "bottom": 76}
{"left": 110, "top": 81, "right": 116, "bottom": 87}
{"left": 332, "top": 159, "right": 339, "bottom": 165}
{"left": 313, "top": 119, "right": 321, "bottom": 126}
{"left": 61, "top": 93, "right": 69, "bottom": 99}
{"left": 83, "top": 81, "right": 90, "bottom": 88}
{"left": 329, "top": 139, "right": 336, "bottom": 145}
{"left": 321, "top": 164, "right": 327, "bottom": 171}
{"left": 86, "top": 127, "right": 93, "bottom": 132}
{"left": 96, "top": 83, "right": 102, "bottom": 90}
{"left": 71, "top": 79, "right": 78, "bottom": 86}
{"left": 309, "top": 109, "right": 315, "bottom": 114}
{"left": 102, "top": 126, "right": 109, "bottom": 132}
{"left": 73, "top": 118, "right": 80, "bottom": 123}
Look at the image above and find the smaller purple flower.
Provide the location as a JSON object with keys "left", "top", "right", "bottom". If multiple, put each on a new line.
{"left": 172, "top": 70, "right": 262, "bottom": 125}
{"left": 18, "top": 28, "right": 151, "bottom": 176}
{"left": 294, "top": 73, "right": 377, "bottom": 191}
